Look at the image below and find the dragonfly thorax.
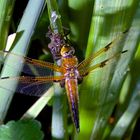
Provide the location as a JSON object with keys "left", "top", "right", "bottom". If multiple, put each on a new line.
{"left": 64, "top": 67, "right": 79, "bottom": 79}
{"left": 61, "top": 55, "right": 79, "bottom": 79}
{"left": 61, "top": 56, "right": 78, "bottom": 68}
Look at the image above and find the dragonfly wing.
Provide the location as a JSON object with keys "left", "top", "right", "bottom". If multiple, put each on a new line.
{"left": 0, "top": 51, "right": 62, "bottom": 76}
{"left": 79, "top": 50, "right": 127, "bottom": 76}
{"left": 0, "top": 76, "right": 64, "bottom": 96}
{"left": 78, "top": 30, "right": 128, "bottom": 73}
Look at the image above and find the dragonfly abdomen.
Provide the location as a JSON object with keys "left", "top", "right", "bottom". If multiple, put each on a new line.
{"left": 65, "top": 78, "right": 80, "bottom": 132}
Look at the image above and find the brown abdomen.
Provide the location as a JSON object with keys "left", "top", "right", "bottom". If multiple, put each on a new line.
{"left": 65, "top": 78, "right": 80, "bottom": 132}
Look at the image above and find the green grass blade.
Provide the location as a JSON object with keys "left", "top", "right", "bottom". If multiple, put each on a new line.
{"left": 0, "top": 0, "right": 45, "bottom": 121}
{"left": 0, "top": 0, "right": 15, "bottom": 50}
{"left": 75, "top": 0, "right": 140, "bottom": 140}
{"left": 109, "top": 78, "right": 140, "bottom": 139}
{"left": 21, "top": 87, "right": 54, "bottom": 119}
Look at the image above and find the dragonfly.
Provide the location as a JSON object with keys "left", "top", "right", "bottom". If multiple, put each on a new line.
{"left": 0, "top": 31, "right": 128, "bottom": 132}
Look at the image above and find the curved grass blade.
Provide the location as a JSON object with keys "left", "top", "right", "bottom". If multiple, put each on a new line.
{"left": 0, "top": 0, "right": 15, "bottom": 50}
{"left": 0, "top": 0, "right": 45, "bottom": 121}
{"left": 76, "top": 1, "right": 140, "bottom": 140}
{"left": 109, "top": 78, "right": 140, "bottom": 139}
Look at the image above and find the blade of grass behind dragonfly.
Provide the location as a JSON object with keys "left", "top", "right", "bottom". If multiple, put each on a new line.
{"left": 106, "top": 32, "right": 140, "bottom": 139}
{"left": 92, "top": 4, "right": 140, "bottom": 140}
{"left": 76, "top": 0, "right": 140, "bottom": 140}
{"left": 46, "top": 0, "right": 68, "bottom": 139}
{"left": 21, "top": 86, "right": 54, "bottom": 120}
{"left": 0, "top": 0, "right": 15, "bottom": 50}
{"left": 0, "top": 0, "right": 45, "bottom": 121}
{"left": 109, "top": 77, "right": 140, "bottom": 139}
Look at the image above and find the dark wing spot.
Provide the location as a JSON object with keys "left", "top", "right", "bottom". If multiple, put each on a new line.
{"left": 100, "top": 59, "right": 108, "bottom": 67}
{"left": 105, "top": 42, "right": 112, "bottom": 51}
{"left": 1, "top": 77, "right": 10, "bottom": 79}
{"left": 121, "top": 50, "right": 128, "bottom": 54}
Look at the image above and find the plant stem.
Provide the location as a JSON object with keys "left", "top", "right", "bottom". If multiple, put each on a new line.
{"left": 46, "top": 0, "right": 67, "bottom": 139}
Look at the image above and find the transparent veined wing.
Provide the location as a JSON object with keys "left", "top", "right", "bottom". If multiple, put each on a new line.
{"left": 0, "top": 75, "right": 64, "bottom": 96}
{"left": 0, "top": 51, "right": 63, "bottom": 77}
{"left": 78, "top": 30, "right": 129, "bottom": 75}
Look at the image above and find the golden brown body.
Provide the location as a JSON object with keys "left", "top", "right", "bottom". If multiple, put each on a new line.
{"left": 60, "top": 55, "right": 80, "bottom": 132}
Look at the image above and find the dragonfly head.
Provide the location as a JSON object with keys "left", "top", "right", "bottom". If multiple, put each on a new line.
{"left": 60, "top": 44, "right": 75, "bottom": 57}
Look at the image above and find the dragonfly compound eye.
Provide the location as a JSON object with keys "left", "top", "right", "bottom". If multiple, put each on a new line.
{"left": 60, "top": 45, "right": 75, "bottom": 57}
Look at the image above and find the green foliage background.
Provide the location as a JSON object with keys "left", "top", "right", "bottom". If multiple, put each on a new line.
{"left": 0, "top": 0, "right": 140, "bottom": 140}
